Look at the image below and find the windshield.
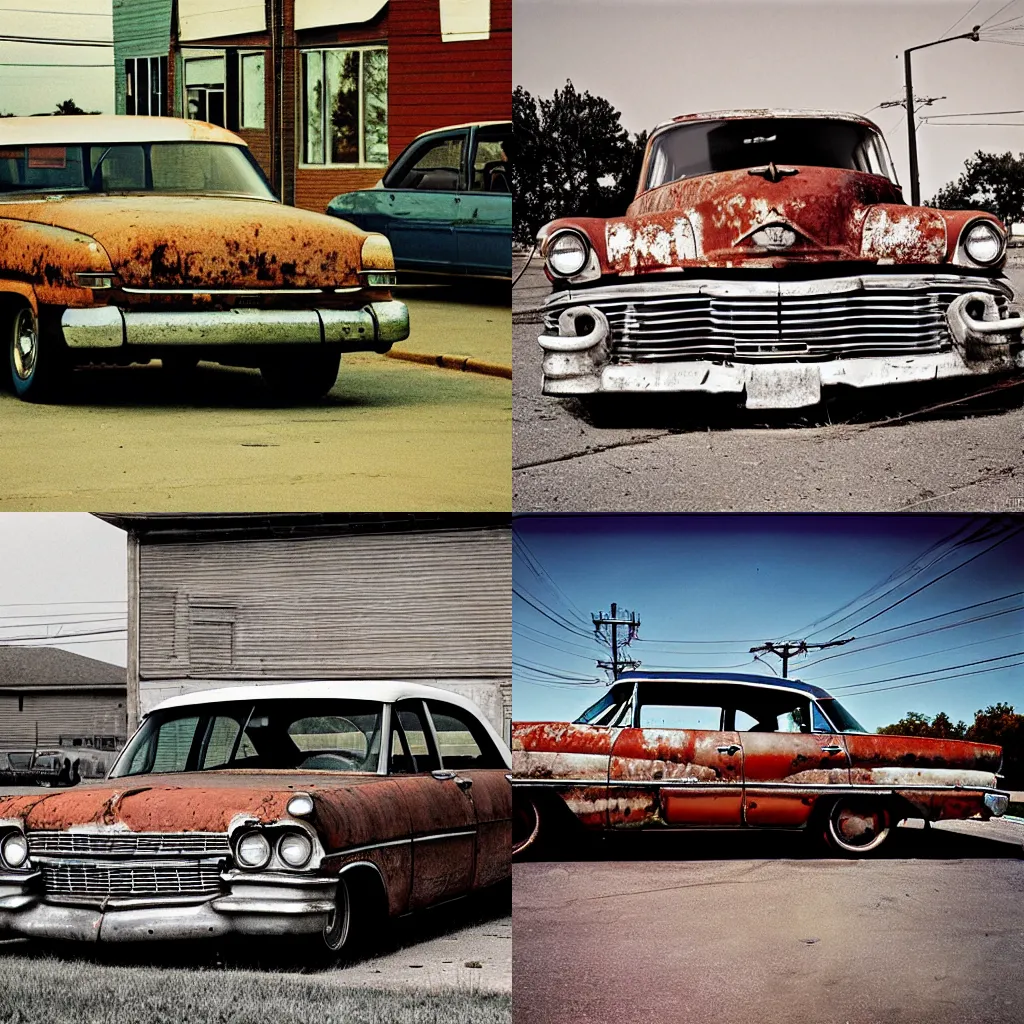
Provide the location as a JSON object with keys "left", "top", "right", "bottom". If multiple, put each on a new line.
{"left": 110, "top": 699, "right": 384, "bottom": 778}
{"left": 816, "top": 698, "right": 868, "bottom": 734}
{"left": 644, "top": 118, "right": 897, "bottom": 190}
{"left": 0, "top": 141, "right": 275, "bottom": 199}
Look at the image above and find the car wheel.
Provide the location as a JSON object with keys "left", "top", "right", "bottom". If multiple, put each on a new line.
{"left": 321, "top": 875, "right": 352, "bottom": 955}
{"left": 311, "top": 869, "right": 385, "bottom": 965}
{"left": 260, "top": 349, "right": 341, "bottom": 402}
{"left": 8, "top": 304, "right": 67, "bottom": 402}
{"left": 824, "top": 798, "right": 891, "bottom": 856}
{"left": 512, "top": 793, "right": 542, "bottom": 858}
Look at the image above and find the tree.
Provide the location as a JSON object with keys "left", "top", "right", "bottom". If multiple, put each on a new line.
{"left": 877, "top": 710, "right": 966, "bottom": 738}
{"left": 927, "top": 151, "right": 1024, "bottom": 226}
{"left": 54, "top": 99, "right": 87, "bottom": 115}
{"left": 513, "top": 81, "right": 648, "bottom": 246}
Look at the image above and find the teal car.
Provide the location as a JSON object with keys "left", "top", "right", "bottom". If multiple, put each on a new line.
{"left": 326, "top": 121, "right": 511, "bottom": 280}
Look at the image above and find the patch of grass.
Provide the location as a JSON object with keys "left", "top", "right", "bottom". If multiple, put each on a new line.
{"left": 0, "top": 954, "right": 510, "bottom": 1024}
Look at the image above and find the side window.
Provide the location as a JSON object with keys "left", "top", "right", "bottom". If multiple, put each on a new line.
{"left": 198, "top": 715, "right": 242, "bottom": 769}
{"left": 390, "top": 134, "right": 466, "bottom": 191}
{"left": 426, "top": 700, "right": 503, "bottom": 769}
{"left": 148, "top": 716, "right": 200, "bottom": 774}
{"left": 812, "top": 703, "right": 833, "bottom": 733}
{"left": 471, "top": 133, "right": 510, "bottom": 193}
{"left": 389, "top": 702, "right": 440, "bottom": 774}
{"left": 638, "top": 704, "right": 723, "bottom": 730}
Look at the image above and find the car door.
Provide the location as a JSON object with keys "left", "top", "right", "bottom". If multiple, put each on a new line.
{"left": 455, "top": 125, "right": 513, "bottom": 276}
{"left": 736, "top": 699, "right": 850, "bottom": 826}
{"left": 378, "top": 129, "right": 469, "bottom": 271}
{"left": 609, "top": 684, "right": 744, "bottom": 827}
{"left": 389, "top": 700, "right": 476, "bottom": 910}
{"left": 425, "top": 698, "right": 512, "bottom": 889}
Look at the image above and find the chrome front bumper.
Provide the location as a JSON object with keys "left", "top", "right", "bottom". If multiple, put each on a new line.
{"left": 0, "top": 871, "right": 336, "bottom": 943}
{"left": 539, "top": 275, "right": 1024, "bottom": 409}
{"left": 60, "top": 300, "right": 409, "bottom": 354}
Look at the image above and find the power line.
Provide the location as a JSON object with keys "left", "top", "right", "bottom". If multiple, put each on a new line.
{"left": 0, "top": 627, "right": 126, "bottom": 642}
{"left": 749, "top": 637, "right": 855, "bottom": 677}
{"left": 938, "top": 0, "right": 984, "bottom": 37}
{"left": 512, "top": 585, "right": 594, "bottom": 641}
{"left": 0, "top": 5, "right": 110, "bottom": 13}
{"left": 801, "top": 602, "right": 1023, "bottom": 669}
{"left": 593, "top": 602, "right": 641, "bottom": 678}
{"left": 825, "top": 525, "right": 1024, "bottom": 641}
{"left": 512, "top": 621, "right": 601, "bottom": 655}
{"left": 836, "top": 658, "right": 1024, "bottom": 699}
{"left": 512, "top": 533, "right": 590, "bottom": 628}
{"left": 829, "top": 649, "right": 1024, "bottom": 691}
{"left": 511, "top": 626, "right": 603, "bottom": 663}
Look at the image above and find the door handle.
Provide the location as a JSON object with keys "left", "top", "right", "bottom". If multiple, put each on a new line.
{"left": 431, "top": 769, "right": 458, "bottom": 781}
{"left": 820, "top": 746, "right": 843, "bottom": 755}
{"left": 717, "top": 744, "right": 741, "bottom": 756}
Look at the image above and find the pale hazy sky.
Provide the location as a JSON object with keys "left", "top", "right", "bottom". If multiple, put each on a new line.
{"left": 0, "top": 514, "right": 126, "bottom": 668}
{"left": 513, "top": 0, "right": 1024, "bottom": 201}
{"left": 0, "top": 0, "right": 114, "bottom": 116}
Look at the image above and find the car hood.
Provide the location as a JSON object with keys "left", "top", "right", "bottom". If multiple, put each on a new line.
{"left": 0, "top": 194, "right": 370, "bottom": 289}
{"left": 0, "top": 771, "right": 390, "bottom": 833}
{"left": 553, "top": 166, "right": 958, "bottom": 275}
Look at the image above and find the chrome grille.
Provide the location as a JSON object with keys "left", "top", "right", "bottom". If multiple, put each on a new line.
{"left": 543, "top": 280, "right": 1010, "bottom": 363}
{"left": 41, "top": 861, "right": 222, "bottom": 900}
{"left": 29, "top": 832, "right": 230, "bottom": 857}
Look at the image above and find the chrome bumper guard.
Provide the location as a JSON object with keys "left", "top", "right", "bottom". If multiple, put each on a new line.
{"left": 61, "top": 300, "right": 410, "bottom": 354}
{"left": 0, "top": 870, "right": 336, "bottom": 943}
{"left": 539, "top": 276, "right": 1024, "bottom": 410}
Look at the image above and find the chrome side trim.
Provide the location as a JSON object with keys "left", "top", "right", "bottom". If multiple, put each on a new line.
{"left": 512, "top": 778, "right": 1009, "bottom": 795}
{"left": 332, "top": 837, "right": 411, "bottom": 858}
{"left": 412, "top": 830, "right": 476, "bottom": 843}
{"left": 120, "top": 287, "right": 325, "bottom": 296}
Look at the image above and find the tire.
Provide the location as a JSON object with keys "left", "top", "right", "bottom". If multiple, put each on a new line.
{"left": 823, "top": 797, "right": 891, "bottom": 856}
{"left": 309, "top": 869, "right": 385, "bottom": 965}
{"left": 512, "top": 793, "right": 542, "bottom": 858}
{"left": 8, "top": 304, "right": 67, "bottom": 402}
{"left": 260, "top": 349, "right": 341, "bottom": 402}
{"left": 321, "top": 875, "right": 353, "bottom": 956}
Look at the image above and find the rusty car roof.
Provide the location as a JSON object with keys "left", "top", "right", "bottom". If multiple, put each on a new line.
{"left": 612, "top": 670, "right": 834, "bottom": 700}
{"left": 0, "top": 115, "right": 247, "bottom": 147}
{"left": 654, "top": 109, "right": 881, "bottom": 132}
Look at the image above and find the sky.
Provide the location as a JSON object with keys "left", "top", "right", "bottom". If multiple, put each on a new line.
{"left": 0, "top": 0, "right": 114, "bottom": 116}
{"left": 513, "top": 0, "right": 1024, "bottom": 202}
{"left": 0, "top": 513, "right": 126, "bottom": 668}
{"left": 513, "top": 514, "right": 1024, "bottom": 732}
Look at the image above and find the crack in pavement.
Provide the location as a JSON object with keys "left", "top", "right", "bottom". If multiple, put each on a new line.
{"left": 898, "top": 464, "right": 1020, "bottom": 510}
{"left": 513, "top": 431, "right": 671, "bottom": 471}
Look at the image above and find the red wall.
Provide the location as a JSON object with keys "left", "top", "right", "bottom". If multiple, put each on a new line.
{"left": 387, "top": 0, "right": 512, "bottom": 160}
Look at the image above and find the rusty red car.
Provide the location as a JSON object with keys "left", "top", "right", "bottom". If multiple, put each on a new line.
{"left": 0, "top": 681, "right": 511, "bottom": 956}
{"left": 536, "top": 109, "right": 1023, "bottom": 412}
{"left": 1, "top": 115, "right": 408, "bottom": 402}
{"left": 512, "top": 671, "right": 1010, "bottom": 856}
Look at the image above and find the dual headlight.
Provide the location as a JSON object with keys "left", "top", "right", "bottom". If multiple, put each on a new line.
{"left": 962, "top": 220, "right": 1005, "bottom": 266}
{"left": 0, "top": 831, "right": 29, "bottom": 871}
{"left": 545, "top": 230, "right": 591, "bottom": 278}
{"left": 234, "top": 828, "right": 313, "bottom": 871}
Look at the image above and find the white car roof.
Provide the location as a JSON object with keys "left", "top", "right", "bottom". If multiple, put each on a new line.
{"left": 150, "top": 679, "right": 511, "bottom": 765}
{"left": 0, "top": 115, "right": 246, "bottom": 147}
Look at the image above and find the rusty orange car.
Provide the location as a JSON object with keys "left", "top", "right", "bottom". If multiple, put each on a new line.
{"left": 0, "top": 116, "right": 409, "bottom": 401}
{"left": 0, "top": 681, "right": 511, "bottom": 956}
{"left": 536, "top": 109, "right": 1024, "bottom": 412}
{"left": 512, "top": 671, "right": 1010, "bottom": 857}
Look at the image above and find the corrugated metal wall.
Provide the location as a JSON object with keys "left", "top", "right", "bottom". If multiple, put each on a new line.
{"left": 113, "top": 0, "right": 173, "bottom": 114}
{"left": 0, "top": 695, "right": 127, "bottom": 748}
{"left": 136, "top": 527, "right": 511, "bottom": 731}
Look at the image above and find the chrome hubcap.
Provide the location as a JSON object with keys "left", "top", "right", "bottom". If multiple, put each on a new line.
{"left": 12, "top": 308, "right": 38, "bottom": 381}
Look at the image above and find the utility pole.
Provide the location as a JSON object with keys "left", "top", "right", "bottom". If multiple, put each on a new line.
{"left": 749, "top": 637, "right": 855, "bottom": 677}
{"left": 901, "top": 25, "right": 980, "bottom": 205}
{"left": 592, "top": 602, "right": 641, "bottom": 679}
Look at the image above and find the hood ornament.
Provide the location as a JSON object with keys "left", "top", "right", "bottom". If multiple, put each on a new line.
{"left": 747, "top": 162, "right": 800, "bottom": 183}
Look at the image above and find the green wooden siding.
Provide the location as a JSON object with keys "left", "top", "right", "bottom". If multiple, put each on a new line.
{"left": 113, "top": 0, "right": 173, "bottom": 114}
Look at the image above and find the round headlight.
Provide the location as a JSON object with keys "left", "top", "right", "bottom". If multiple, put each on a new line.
{"left": 1, "top": 832, "right": 29, "bottom": 870}
{"left": 286, "top": 793, "right": 314, "bottom": 818}
{"left": 235, "top": 831, "right": 271, "bottom": 870}
{"left": 547, "top": 231, "right": 589, "bottom": 277}
{"left": 964, "top": 221, "right": 1004, "bottom": 265}
{"left": 278, "top": 831, "right": 313, "bottom": 869}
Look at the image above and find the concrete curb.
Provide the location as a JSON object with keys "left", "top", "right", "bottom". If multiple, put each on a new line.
{"left": 386, "top": 349, "right": 512, "bottom": 379}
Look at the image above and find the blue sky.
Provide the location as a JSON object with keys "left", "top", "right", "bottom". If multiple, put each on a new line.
{"left": 513, "top": 514, "right": 1023, "bottom": 731}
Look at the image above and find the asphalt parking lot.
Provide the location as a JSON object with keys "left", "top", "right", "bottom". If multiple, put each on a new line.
{"left": 513, "top": 255, "right": 1024, "bottom": 512}
{"left": 0, "top": 287, "right": 511, "bottom": 511}
{"left": 513, "top": 820, "right": 1024, "bottom": 1024}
